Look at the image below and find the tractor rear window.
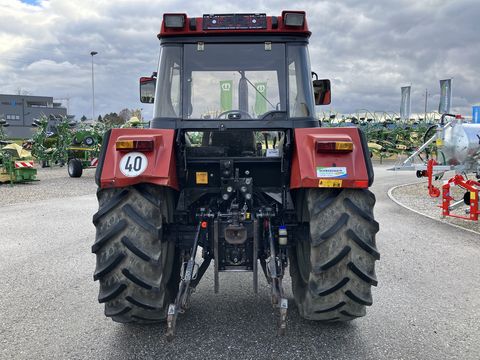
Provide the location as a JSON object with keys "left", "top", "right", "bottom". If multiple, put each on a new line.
{"left": 183, "top": 43, "right": 287, "bottom": 120}
{"left": 185, "top": 130, "right": 286, "bottom": 157}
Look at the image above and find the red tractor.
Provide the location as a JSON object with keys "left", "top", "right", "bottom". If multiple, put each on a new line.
{"left": 92, "top": 11, "right": 379, "bottom": 339}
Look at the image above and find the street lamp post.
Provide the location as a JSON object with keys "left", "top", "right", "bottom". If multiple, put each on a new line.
{"left": 90, "top": 51, "right": 98, "bottom": 121}
{"left": 424, "top": 88, "right": 429, "bottom": 122}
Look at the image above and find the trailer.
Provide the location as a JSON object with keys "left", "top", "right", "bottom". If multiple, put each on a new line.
{"left": 67, "top": 147, "right": 99, "bottom": 178}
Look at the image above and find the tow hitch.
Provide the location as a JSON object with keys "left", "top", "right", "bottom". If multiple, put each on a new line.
{"left": 166, "top": 217, "right": 211, "bottom": 341}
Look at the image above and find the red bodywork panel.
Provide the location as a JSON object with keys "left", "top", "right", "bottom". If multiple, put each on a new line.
{"left": 291, "top": 128, "right": 370, "bottom": 189}
{"left": 99, "top": 128, "right": 178, "bottom": 190}
{"left": 140, "top": 76, "right": 154, "bottom": 84}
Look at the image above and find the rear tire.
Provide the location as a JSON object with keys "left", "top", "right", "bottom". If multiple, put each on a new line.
{"left": 92, "top": 184, "right": 179, "bottom": 323}
{"left": 290, "top": 188, "right": 380, "bottom": 321}
{"left": 68, "top": 158, "right": 83, "bottom": 178}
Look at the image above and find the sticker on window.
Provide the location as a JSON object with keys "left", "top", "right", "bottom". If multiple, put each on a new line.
{"left": 266, "top": 149, "right": 280, "bottom": 157}
{"left": 119, "top": 152, "right": 148, "bottom": 177}
{"left": 316, "top": 166, "right": 347, "bottom": 178}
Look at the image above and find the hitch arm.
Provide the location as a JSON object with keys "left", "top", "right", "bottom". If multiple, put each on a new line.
{"left": 265, "top": 218, "right": 288, "bottom": 335}
{"left": 166, "top": 220, "right": 206, "bottom": 341}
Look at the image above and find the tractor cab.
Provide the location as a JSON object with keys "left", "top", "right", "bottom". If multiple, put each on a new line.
{"left": 140, "top": 12, "right": 330, "bottom": 124}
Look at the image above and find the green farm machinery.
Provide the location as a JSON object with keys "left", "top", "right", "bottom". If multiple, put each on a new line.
{"left": 30, "top": 115, "right": 103, "bottom": 177}
{"left": 67, "top": 126, "right": 102, "bottom": 178}
{"left": 0, "top": 118, "right": 37, "bottom": 184}
{"left": 31, "top": 115, "right": 75, "bottom": 168}
{"left": 67, "top": 146, "right": 100, "bottom": 178}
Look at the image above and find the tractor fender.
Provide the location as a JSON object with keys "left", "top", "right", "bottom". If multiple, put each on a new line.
{"left": 290, "top": 127, "right": 373, "bottom": 189}
{"left": 95, "top": 128, "right": 178, "bottom": 190}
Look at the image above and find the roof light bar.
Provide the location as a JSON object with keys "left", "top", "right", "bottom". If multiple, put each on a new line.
{"left": 283, "top": 11, "right": 305, "bottom": 27}
{"left": 203, "top": 14, "right": 267, "bottom": 30}
{"left": 164, "top": 14, "right": 186, "bottom": 29}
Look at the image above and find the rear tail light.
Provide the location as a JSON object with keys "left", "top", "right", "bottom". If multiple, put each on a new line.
{"left": 352, "top": 180, "right": 369, "bottom": 188}
{"left": 315, "top": 141, "right": 353, "bottom": 153}
{"left": 116, "top": 140, "right": 154, "bottom": 151}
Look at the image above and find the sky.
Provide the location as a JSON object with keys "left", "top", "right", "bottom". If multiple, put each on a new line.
{"left": 0, "top": 0, "right": 479, "bottom": 120}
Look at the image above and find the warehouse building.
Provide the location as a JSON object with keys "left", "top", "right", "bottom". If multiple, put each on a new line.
{"left": 0, "top": 94, "right": 68, "bottom": 139}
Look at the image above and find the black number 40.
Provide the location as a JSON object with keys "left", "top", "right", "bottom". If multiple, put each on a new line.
{"left": 124, "top": 155, "right": 143, "bottom": 172}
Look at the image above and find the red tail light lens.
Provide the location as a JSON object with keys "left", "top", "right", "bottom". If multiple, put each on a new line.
{"left": 353, "top": 180, "right": 369, "bottom": 188}
{"left": 315, "top": 141, "right": 353, "bottom": 153}
{"left": 116, "top": 140, "right": 154, "bottom": 152}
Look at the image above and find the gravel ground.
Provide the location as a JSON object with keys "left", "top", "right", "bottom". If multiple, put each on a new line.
{"left": 0, "top": 166, "right": 97, "bottom": 205}
{"left": 390, "top": 175, "right": 480, "bottom": 234}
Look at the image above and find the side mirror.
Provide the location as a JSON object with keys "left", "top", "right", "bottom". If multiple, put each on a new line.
{"left": 140, "top": 77, "right": 156, "bottom": 104}
{"left": 313, "top": 79, "right": 331, "bottom": 105}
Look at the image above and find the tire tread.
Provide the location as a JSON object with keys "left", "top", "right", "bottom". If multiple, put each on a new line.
{"left": 92, "top": 185, "right": 178, "bottom": 323}
{"left": 290, "top": 188, "right": 379, "bottom": 321}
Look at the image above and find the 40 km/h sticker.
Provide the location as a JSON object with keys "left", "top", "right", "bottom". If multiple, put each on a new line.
{"left": 119, "top": 152, "right": 148, "bottom": 177}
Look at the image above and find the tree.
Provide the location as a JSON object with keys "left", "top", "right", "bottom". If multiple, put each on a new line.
{"left": 80, "top": 115, "right": 87, "bottom": 122}
{"left": 103, "top": 112, "right": 125, "bottom": 127}
{"left": 97, "top": 115, "right": 103, "bottom": 122}
{"left": 118, "top": 108, "right": 132, "bottom": 123}
{"left": 131, "top": 108, "right": 143, "bottom": 121}
{"left": 15, "top": 88, "right": 30, "bottom": 95}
